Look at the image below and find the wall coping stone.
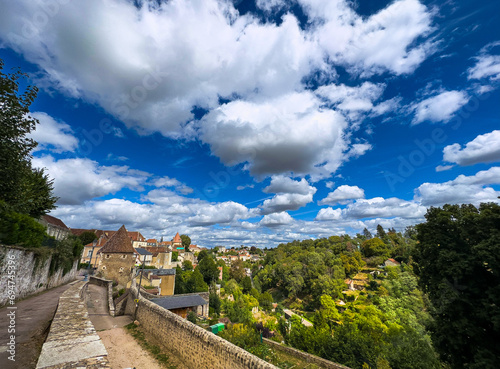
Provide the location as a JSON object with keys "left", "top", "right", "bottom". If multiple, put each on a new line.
{"left": 36, "top": 281, "right": 110, "bottom": 368}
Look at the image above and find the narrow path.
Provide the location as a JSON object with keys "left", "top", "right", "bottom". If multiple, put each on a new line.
{"left": 86, "top": 284, "right": 163, "bottom": 369}
{"left": 0, "top": 280, "right": 78, "bottom": 369}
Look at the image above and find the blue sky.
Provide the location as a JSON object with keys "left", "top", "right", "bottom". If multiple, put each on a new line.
{"left": 1, "top": 0, "right": 499, "bottom": 247}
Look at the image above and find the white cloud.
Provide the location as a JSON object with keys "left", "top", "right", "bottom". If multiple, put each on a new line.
{"left": 415, "top": 167, "right": 500, "bottom": 206}
{"left": 301, "top": 0, "right": 436, "bottom": 76}
{"left": 32, "top": 156, "right": 150, "bottom": 205}
{"left": 435, "top": 164, "right": 454, "bottom": 172}
{"left": 263, "top": 176, "right": 314, "bottom": 195}
{"left": 319, "top": 185, "right": 365, "bottom": 205}
{"left": 153, "top": 176, "right": 193, "bottom": 194}
{"left": 468, "top": 41, "right": 500, "bottom": 82}
{"left": 187, "top": 201, "right": 254, "bottom": 226}
{"left": 315, "top": 207, "right": 342, "bottom": 221}
{"left": 343, "top": 197, "right": 427, "bottom": 219}
{"left": 237, "top": 184, "right": 255, "bottom": 191}
{"left": 199, "top": 91, "right": 348, "bottom": 180}
{"left": 443, "top": 130, "right": 500, "bottom": 166}
{"left": 411, "top": 90, "right": 469, "bottom": 124}
{"left": 0, "top": 0, "right": 438, "bottom": 181}
{"left": 260, "top": 176, "right": 317, "bottom": 214}
{"left": 28, "top": 112, "right": 78, "bottom": 153}
{"left": 260, "top": 212, "right": 294, "bottom": 227}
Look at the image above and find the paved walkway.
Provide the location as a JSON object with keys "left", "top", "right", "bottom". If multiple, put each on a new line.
{"left": 0, "top": 280, "right": 79, "bottom": 369}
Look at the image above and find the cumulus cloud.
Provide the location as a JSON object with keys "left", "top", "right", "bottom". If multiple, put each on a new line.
{"left": 28, "top": 112, "right": 79, "bottom": 153}
{"left": 32, "top": 156, "right": 150, "bottom": 205}
{"left": 443, "top": 130, "right": 500, "bottom": 166}
{"left": 199, "top": 91, "right": 348, "bottom": 179}
{"left": 343, "top": 197, "right": 427, "bottom": 219}
{"left": 187, "top": 201, "right": 254, "bottom": 226}
{"left": 260, "top": 176, "right": 317, "bottom": 214}
{"left": 0, "top": 0, "right": 437, "bottom": 180}
{"left": 301, "top": 0, "right": 436, "bottom": 76}
{"left": 263, "top": 176, "right": 314, "bottom": 195}
{"left": 411, "top": 90, "right": 469, "bottom": 124}
{"left": 260, "top": 212, "right": 294, "bottom": 227}
{"left": 315, "top": 207, "right": 342, "bottom": 221}
{"left": 415, "top": 167, "right": 500, "bottom": 206}
{"left": 319, "top": 185, "right": 365, "bottom": 205}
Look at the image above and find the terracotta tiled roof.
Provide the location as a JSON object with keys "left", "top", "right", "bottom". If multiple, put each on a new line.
{"left": 42, "top": 215, "right": 68, "bottom": 229}
{"left": 129, "top": 231, "right": 146, "bottom": 242}
{"left": 143, "top": 246, "right": 168, "bottom": 257}
{"left": 172, "top": 232, "right": 181, "bottom": 243}
{"left": 146, "top": 239, "right": 157, "bottom": 243}
{"left": 98, "top": 225, "right": 135, "bottom": 254}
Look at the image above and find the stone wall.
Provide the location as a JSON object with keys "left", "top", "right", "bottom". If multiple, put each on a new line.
{"left": 36, "top": 281, "right": 110, "bottom": 368}
{"left": 0, "top": 245, "right": 78, "bottom": 306}
{"left": 89, "top": 276, "right": 115, "bottom": 317}
{"left": 263, "top": 338, "right": 351, "bottom": 369}
{"left": 126, "top": 282, "right": 277, "bottom": 369}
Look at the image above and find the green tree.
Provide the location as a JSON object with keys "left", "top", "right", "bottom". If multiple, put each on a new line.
{"left": 197, "top": 256, "right": 219, "bottom": 284}
{"left": 171, "top": 251, "right": 179, "bottom": 262}
{"left": 230, "top": 259, "right": 246, "bottom": 282}
{"left": 0, "top": 59, "right": 57, "bottom": 217}
{"left": 241, "top": 275, "right": 252, "bottom": 293}
{"left": 78, "top": 231, "right": 97, "bottom": 246}
{"left": 0, "top": 202, "right": 46, "bottom": 247}
{"left": 180, "top": 234, "right": 191, "bottom": 251}
{"left": 361, "top": 237, "right": 390, "bottom": 258}
{"left": 197, "top": 249, "right": 209, "bottom": 263}
{"left": 182, "top": 260, "right": 193, "bottom": 271}
{"left": 258, "top": 291, "right": 273, "bottom": 312}
{"left": 414, "top": 203, "right": 500, "bottom": 368}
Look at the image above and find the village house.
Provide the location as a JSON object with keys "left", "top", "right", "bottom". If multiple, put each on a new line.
{"left": 143, "top": 246, "right": 172, "bottom": 269}
{"left": 96, "top": 225, "right": 135, "bottom": 289}
{"left": 146, "top": 238, "right": 157, "bottom": 247}
{"left": 38, "top": 214, "right": 71, "bottom": 241}
{"left": 151, "top": 295, "right": 209, "bottom": 319}
{"left": 135, "top": 248, "right": 153, "bottom": 265}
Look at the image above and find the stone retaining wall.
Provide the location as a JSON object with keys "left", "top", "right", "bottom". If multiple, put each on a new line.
{"left": 0, "top": 245, "right": 78, "bottom": 306}
{"left": 89, "top": 276, "right": 115, "bottom": 316}
{"left": 263, "top": 338, "right": 351, "bottom": 369}
{"left": 36, "top": 281, "right": 110, "bottom": 368}
{"left": 126, "top": 282, "right": 277, "bottom": 369}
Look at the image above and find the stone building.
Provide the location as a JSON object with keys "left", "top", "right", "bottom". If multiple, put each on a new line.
{"left": 38, "top": 214, "right": 71, "bottom": 241}
{"left": 96, "top": 225, "right": 135, "bottom": 289}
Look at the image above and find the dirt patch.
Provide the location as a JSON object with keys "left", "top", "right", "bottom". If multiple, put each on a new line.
{"left": 99, "top": 327, "right": 165, "bottom": 369}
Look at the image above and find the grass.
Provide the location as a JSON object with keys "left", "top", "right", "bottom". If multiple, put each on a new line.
{"left": 125, "top": 323, "right": 177, "bottom": 369}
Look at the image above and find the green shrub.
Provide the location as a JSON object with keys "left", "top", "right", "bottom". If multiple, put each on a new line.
{"left": 0, "top": 205, "right": 46, "bottom": 247}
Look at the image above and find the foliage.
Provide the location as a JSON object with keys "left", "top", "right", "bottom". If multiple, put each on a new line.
{"left": 361, "top": 238, "right": 390, "bottom": 258}
{"left": 0, "top": 202, "right": 46, "bottom": 247}
{"left": 171, "top": 251, "right": 178, "bottom": 261}
{"left": 197, "top": 255, "right": 219, "bottom": 284}
{"left": 0, "top": 59, "right": 57, "bottom": 217}
{"left": 182, "top": 260, "right": 193, "bottom": 271}
{"left": 180, "top": 234, "right": 191, "bottom": 251}
{"left": 187, "top": 311, "right": 198, "bottom": 324}
{"left": 197, "top": 249, "right": 209, "bottom": 262}
{"left": 414, "top": 203, "right": 500, "bottom": 368}
{"left": 241, "top": 275, "right": 252, "bottom": 293}
{"left": 209, "top": 291, "right": 221, "bottom": 316}
{"left": 49, "top": 235, "right": 84, "bottom": 275}
{"left": 258, "top": 291, "right": 274, "bottom": 312}
{"left": 78, "top": 231, "right": 97, "bottom": 246}
{"left": 174, "top": 266, "right": 208, "bottom": 294}
{"left": 229, "top": 259, "right": 246, "bottom": 282}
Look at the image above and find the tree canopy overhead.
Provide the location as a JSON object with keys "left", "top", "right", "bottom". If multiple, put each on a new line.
{"left": 0, "top": 58, "right": 57, "bottom": 217}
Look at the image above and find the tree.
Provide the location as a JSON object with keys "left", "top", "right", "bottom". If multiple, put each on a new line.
{"left": 230, "top": 259, "right": 246, "bottom": 282}
{"left": 181, "top": 234, "right": 191, "bottom": 251}
{"left": 197, "top": 249, "right": 209, "bottom": 263}
{"left": 241, "top": 275, "right": 252, "bottom": 294}
{"left": 171, "top": 251, "right": 179, "bottom": 262}
{"left": 363, "top": 227, "right": 373, "bottom": 239}
{"left": 78, "top": 231, "right": 97, "bottom": 246}
{"left": 361, "top": 238, "right": 389, "bottom": 258}
{"left": 197, "top": 256, "right": 219, "bottom": 284}
{"left": 258, "top": 291, "right": 273, "bottom": 312}
{"left": 414, "top": 203, "right": 500, "bottom": 368}
{"left": 182, "top": 260, "right": 193, "bottom": 271}
{"left": 0, "top": 59, "right": 57, "bottom": 217}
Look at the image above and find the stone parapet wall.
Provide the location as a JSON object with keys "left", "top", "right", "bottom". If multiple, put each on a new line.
{"left": 0, "top": 245, "right": 78, "bottom": 306}
{"left": 263, "top": 338, "right": 351, "bottom": 369}
{"left": 36, "top": 281, "right": 110, "bottom": 369}
{"left": 126, "top": 283, "right": 277, "bottom": 369}
{"left": 89, "top": 276, "right": 116, "bottom": 317}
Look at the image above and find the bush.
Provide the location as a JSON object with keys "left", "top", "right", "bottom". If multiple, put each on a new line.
{"left": 0, "top": 204, "right": 46, "bottom": 247}
{"left": 187, "top": 311, "right": 198, "bottom": 324}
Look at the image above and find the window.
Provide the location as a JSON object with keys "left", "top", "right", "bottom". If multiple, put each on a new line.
{"left": 105, "top": 254, "right": 111, "bottom": 259}
{"left": 87, "top": 250, "right": 92, "bottom": 257}
{"left": 121, "top": 254, "right": 127, "bottom": 259}
{"left": 119, "top": 267, "right": 124, "bottom": 272}
{"left": 102, "top": 266, "right": 107, "bottom": 270}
